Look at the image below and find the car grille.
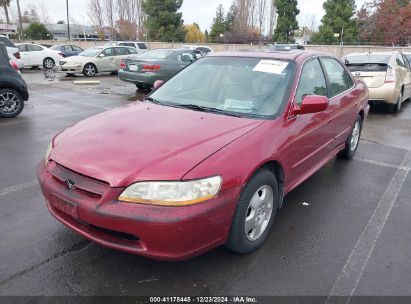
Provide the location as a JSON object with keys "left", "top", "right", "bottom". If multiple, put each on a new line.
{"left": 48, "top": 161, "right": 109, "bottom": 197}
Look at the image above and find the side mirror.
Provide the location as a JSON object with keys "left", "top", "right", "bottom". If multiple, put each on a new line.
{"left": 292, "top": 95, "right": 329, "bottom": 115}
{"left": 153, "top": 80, "right": 165, "bottom": 90}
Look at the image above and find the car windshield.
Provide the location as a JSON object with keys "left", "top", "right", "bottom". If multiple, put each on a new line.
{"left": 137, "top": 49, "right": 174, "bottom": 59}
{"left": 78, "top": 48, "right": 103, "bottom": 57}
{"left": 150, "top": 56, "right": 295, "bottom": 119}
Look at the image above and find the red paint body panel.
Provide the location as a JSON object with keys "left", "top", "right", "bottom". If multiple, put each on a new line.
{"left": 38, "top": 51, "right": 370, "bottom": 260}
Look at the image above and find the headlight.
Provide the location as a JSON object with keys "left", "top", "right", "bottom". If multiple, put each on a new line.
{"left": 44, "top": 141, "right": 53, "bottom": 164}
{"left": 118, "top": 176, "right": 222, "bottom": 206}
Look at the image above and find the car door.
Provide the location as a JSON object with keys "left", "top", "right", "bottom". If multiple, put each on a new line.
{"left": 27, "top": 44, "right": 46, "bottom": 66}
{"left": 287, "top": 58, "right": 334, "bottom": 184}
{"left": 17, "top": 44, "right": 30, "bottom": 66}
{"left": 400, "top": 53, "right": 411, "bottom": 99}
{"left": 113, "top": 47, "right": 129, "bottom": 69}
{"left": 95, "top": 47, "right": 115, "bottom": 72}
{"left": 320, "top": 57, "right": 358, "bottom": 149}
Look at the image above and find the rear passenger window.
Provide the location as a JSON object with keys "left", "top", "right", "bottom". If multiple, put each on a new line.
{"left": 321, "top": 58, "right": 353, "bottom": 97}
{"left": 295, "top": 59, "right": 327, "bottom": 106}
{"left": 0, "top": 36, "right": 16, "bottom": 48}
{"left": 127, "top": 47, "right": 137, "bottom": 54}
{"left": 115, "top": 47, "right": 127, "bottom": 56}
{"left": 137, "top": 43, "right": 147, "bottom": 49}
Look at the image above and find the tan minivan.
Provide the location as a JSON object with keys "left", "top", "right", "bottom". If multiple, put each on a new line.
{"left": 343, "top": 52, "right": 411, "bottom": 112}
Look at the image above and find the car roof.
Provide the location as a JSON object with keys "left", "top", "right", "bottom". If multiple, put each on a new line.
{"left": 209, "top": 50, "right": 326, "bottom": 62}
{"left": 345, "top": 51, "right": 396, "bottom": 57}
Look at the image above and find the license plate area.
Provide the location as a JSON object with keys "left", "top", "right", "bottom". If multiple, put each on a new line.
{"left": 129, "top": 64, "right": 138, "bottom": 71}
{"left": 51, "top": 194, "right": 79, "bottom": 219}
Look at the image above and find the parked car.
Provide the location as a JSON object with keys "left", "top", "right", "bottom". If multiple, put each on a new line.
{"left": 182, "top": 45, "right": 214, "bottom": 55}
{"left": 50, "top": 44, "right": 84, "bottom": 57}
{"left": 38, "top": 50, "right": 369, "bottom": 261}
{"left": 118, "top": 48, "right": 197, "bottom": 90}
{"left": 16, "top": 43, "right": 63, "bottom": 69}
{"left": 269, "top": 44, "right": 305, "bottom": 51}
{"left": 0, "top": 43, "right": 28, "bottom": 118}
{"left": 59, "top": 46, "right": 138, "bottom": 77}
{"left": 0, "top": 35, "right": 24, "bottom": 69}
{"left": 343, "top": 51, "right": 411, "bottom": 112}
{"left": 105, "top": 41, "right": 149, "bottom": 54}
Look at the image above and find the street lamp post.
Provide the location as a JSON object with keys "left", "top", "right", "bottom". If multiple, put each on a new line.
{"left": 66, "top": 0, "right": 70, "bottom": 41}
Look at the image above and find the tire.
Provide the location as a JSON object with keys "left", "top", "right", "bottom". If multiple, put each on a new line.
{"left": 136, "top": 84, "right": 149, "bottom": 91}
{"left": 225, "top": 168, "right": 279, "bottom": 254}
{"left": 392, "top": 91, "right": 403, "bottom": 113}
{"left": 0, "top": 88, "right": 25, "bottom": 118}
{"left": 338, "top": 114, "right": 362, "bottom": 159}
{"left": 83, "top": 63, "right": 97, "bottom": 77}
{"left": 43, "top": 57, "right": 55, "bottom": 69}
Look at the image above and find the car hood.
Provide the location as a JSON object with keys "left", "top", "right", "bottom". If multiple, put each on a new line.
{"left": 51, "top": 102, "right": 264, "bottom": 187}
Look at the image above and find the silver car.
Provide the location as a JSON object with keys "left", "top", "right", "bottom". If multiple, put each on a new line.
{"left": 59, "top": 46, "right": 138, "bottom": 77}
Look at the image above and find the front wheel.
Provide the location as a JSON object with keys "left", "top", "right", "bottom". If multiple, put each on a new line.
{"left": 338, "top": 114, "right": 362, "bottom": 159}
{"left": 0, "top": 88, "right": 24, "bottom": 118}
{"left": 225, "top": 169, "right": 279, "bottom": 254}
{"left": 43, "top": 58, "right": 55, "bottom": 69}
{"left": 83, "top": 63, "right": 97, "bottom": 77}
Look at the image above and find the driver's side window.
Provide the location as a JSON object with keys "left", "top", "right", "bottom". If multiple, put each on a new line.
{"left": 295, "top": 59, "right": 327, "bottom": 106}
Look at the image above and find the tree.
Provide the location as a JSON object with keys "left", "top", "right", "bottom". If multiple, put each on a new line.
{"left": 358, "top": 0, "right": 411, "bottom": 45}
{"left": 23, "top": 22, "right": 53, "bottom": 39}
{"left": 273, "top": 0, "right": 299, "bottom": 43}
{"left": 143, "top": 0, "right": 185, "bottom": 42}
{"left": 311, "top": 0, "right": 357, "bottom": 45}
{"left": 88, "top": 0, "right": 105, "bottom": 40}
{"left": 0, "top": 0, "right": 10, "bottom": 23}
{"left": 209, "top": 4, "right": 226, "bottom": 42}
{"left": 185, "top": 23, "right": 205, "bottom": 43}
{"left": 225, "top": 4, "right": 236, "bottom": 32}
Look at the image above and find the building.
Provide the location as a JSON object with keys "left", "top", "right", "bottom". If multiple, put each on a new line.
{"left": 0, "top": 23, "right": 17, "bottom": 37}
{"left": 43, "top": 23, "right": 111, "bottom": 41}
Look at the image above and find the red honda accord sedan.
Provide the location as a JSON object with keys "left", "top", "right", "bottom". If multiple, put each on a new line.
{"left": 37, "top": 51, "right": 369, "bottom": 261}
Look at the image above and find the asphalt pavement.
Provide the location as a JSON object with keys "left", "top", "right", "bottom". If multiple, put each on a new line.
{"left": 0, "top": 69, "right": 410, "bottom": 300}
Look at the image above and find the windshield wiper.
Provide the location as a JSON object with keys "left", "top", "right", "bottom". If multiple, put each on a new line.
{"left": 144, "top": 97, "right": 162, "bottom": 105}
{"left": 173, "top": 104, "right": 243, "bottom": 117}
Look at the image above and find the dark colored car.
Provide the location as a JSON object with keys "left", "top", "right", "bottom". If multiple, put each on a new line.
{"left": 118, "top": 48, "right": 197, "bottom": 90}
{"left": 269, "top": 44, "right": 305, "bottom": 51}
{"left": 38, "top": 50, "right": 369, "bottom": 261}
{"left": 0, "top": 42, "right": 28, "bottom": 118}
{"left": 50, "top": 44, "right": 84, "bottom": 57}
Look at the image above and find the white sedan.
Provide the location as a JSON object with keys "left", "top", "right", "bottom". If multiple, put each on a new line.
{"left": 59, "top": 46, "right": 138, "bottom": 77}
{"left": 16, "top": 43, "right": 63, "bottom": 69}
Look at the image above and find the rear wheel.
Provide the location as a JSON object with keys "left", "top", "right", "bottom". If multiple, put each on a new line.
{"left": 0, "top": 88, "right": 24, "bottom": 118}
{"left": 83, "top": 63, "right": 97, "bottom": 77}
{"left": 43, "top": 58, "right": 55, "bottom": 69}
{"left": 136, "top": 84, "right": 149, "bottom": 91}
{"left": 225, "top": 169, "right": 279, "bottom": 254}
{"left": 392, "top": 91, "right": 403, "bottom": 113}
{"left": 338, "top": 114, "right": 362, "bottom": 159}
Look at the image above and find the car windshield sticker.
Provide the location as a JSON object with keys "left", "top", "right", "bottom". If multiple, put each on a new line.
{"left": 253, "top": 60, "right": 289, "bottom": 74}
{"left": 224, "top": 99, "right": 255, "bottom": 113}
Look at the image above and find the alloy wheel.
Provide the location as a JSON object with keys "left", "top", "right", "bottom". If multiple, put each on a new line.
{"left": 244, "top": 185, "right": 274, "bottom": 241}
{"left": 350, "top": 120, "right": 361, "bottom": 152}
{"left": 0, "top": 92, "right": 20, "bottom": 115}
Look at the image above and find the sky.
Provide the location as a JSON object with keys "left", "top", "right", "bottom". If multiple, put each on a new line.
{"left": 10, "top": 0, "right": 368, "bottom": 32}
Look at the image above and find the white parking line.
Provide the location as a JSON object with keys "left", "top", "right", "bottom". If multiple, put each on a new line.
{"left": 0, "top": 180, "right": 38, "bottom": 197}
{"left": 354, "top": 157, "right": 411, "bottom": 171}
{"left": 327, "top": 150, "right": 410, "bottom": 303}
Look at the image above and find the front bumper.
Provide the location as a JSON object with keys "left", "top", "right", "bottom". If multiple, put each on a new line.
{"left": 60, "top": 64, "right": 83, "bottom": 74}
{"left": 37, "top": 161, "right": 240, "bottom": 261}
